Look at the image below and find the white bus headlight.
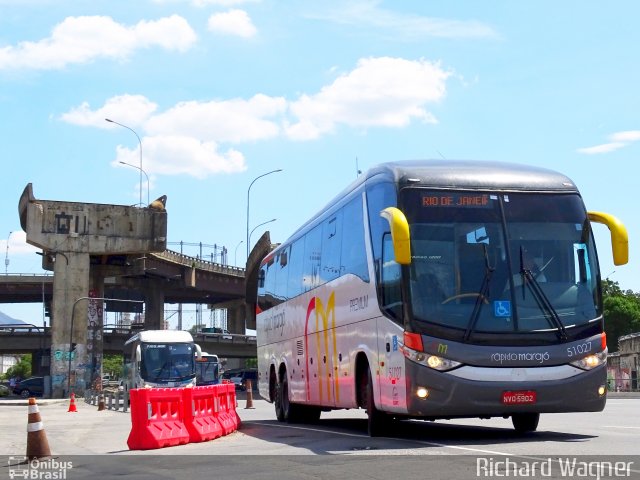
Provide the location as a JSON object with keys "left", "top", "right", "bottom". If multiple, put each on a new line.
{"left": 401, "top": 344, "right": 462, "bottom": 372}
{"left": 570, "top": 350, "right": 607, "bottom": 370}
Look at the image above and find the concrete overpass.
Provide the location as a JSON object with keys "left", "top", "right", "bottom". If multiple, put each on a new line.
{"left": 0, "top": 325, "right": 257, "bottom": 359}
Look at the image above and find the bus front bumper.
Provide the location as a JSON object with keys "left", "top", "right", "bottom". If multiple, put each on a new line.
{"left": 404, "top": 363, "right": 607, "bottom": 418}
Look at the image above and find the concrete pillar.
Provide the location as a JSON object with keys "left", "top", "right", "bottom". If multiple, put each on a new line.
{"left": 144, "top": 280, "right": 165, "bottom": 330}
{"left": 226, "top": 302, "right": 246, "bottom": 334}
{"left": 87, "top": 269, "right": 105, "bottom": 390}
{"left": 50, "top": 252, "right": 90, "bottom": 398}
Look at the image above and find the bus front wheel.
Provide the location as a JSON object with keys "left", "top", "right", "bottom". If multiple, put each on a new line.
{"left": 512, "top": 413, "right": 539, "bottom": 433}
{"left": 361, "top": 369, "right": 388, "bottom": 437}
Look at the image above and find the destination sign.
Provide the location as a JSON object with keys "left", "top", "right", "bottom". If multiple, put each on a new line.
{"left": 422, "top": 193, "right": 491, "bottom": 208}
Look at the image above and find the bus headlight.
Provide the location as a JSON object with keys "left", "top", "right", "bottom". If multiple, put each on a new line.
{"left": 401, "top": 345, "right": 462, "bottom": 372}
{"left": 570, "top": 350, "right": 607, "bottom": 370}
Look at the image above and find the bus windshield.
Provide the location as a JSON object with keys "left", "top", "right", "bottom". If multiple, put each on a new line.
{"left": 140, "top": 343, "right": 196, "bottom": 382}
{"left": 195, "top": 356, "right": 220, "bottom": 385}
{"left": 402, "top": 190, "right": 601, "bottom": 341}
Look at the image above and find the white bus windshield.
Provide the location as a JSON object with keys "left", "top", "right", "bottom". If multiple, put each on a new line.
{"left": 140, "top": 343, "right": 196, "bottom": 382}
{"left": 403, "top": 190, "right": 600, "bottom": 340}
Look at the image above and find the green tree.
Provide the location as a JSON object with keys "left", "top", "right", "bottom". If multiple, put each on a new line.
{"left": 5, "top": 354, "right": 32, "bottom": 380}
{"left": 102, "top": 354, "right": 124, "bottom": 378}
{"left": 602, "top": 280, "right": 640, "bottom": 351}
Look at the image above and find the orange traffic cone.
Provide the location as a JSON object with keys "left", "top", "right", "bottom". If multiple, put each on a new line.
{"left": 67, "top": 393, "right": 78, "bottom": 413}
{"left": 245, "top": 380, "right": 255, "bottom": 409}
{"left": 26, "top": 397, "right": 51, "bottom": 459}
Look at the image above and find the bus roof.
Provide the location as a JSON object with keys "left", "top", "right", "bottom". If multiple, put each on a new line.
{"left": 367, "top": 160, "right": 579, "bottom": 193}
{"left": 124, "top": 330, "right": 195, "bottom": 346}
{"left": 263, "top": 160, "right": 580, "bottom": 263}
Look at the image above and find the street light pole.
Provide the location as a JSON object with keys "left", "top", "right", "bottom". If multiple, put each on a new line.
{"left": 246, "top": 169, "right": 282, "bottom": 260}
{"left": 119, "top": 161, "right": 150, "bottom": 206}
{"left": 249, "top": 218, "right": 276, "bottom": 251}
{"left": 4, "top": 231, "right": 10, "bottom": 275}
{"left": 105, "top": 118, "right": 144, "bottom": 207}
{"left": 234, "top": 240, "right": 244, "bottom": 267}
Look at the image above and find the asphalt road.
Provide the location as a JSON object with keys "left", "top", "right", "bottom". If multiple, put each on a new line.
{"left": 0, "top": 394, "right": 638, "bottom": 479}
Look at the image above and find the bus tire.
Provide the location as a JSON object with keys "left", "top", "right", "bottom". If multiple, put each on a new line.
{"left": 363, "top": 369, "right": 387, "bottom": 437}
{"left": 512, "top": 413, "right": 539, "bottom": 433}
{"left": 280, "top": 375, "right": 304, "bottom": 423}
{"left": 274, "top": 380, "right": 285, "bottom": 422}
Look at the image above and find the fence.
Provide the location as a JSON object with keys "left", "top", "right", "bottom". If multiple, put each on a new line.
{"left": 84, "top": 388, "right": 129, "bottom": 412}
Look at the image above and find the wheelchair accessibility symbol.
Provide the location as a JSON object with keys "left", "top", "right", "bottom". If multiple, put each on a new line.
{"left": 494, "top": 301, "right": 511, "bottom": 318}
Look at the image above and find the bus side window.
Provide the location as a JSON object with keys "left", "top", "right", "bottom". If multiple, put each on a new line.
{"left": 381, "top": 233, "right": 403, "bottom": 320}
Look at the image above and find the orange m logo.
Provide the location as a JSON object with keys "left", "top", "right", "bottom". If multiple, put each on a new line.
{"left": 305, "top": 291, "right": 339, "bottom": 403}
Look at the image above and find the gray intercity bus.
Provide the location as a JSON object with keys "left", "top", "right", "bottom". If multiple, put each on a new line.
{"left": 256, "top": 160, "right": 628, "bottom": 436}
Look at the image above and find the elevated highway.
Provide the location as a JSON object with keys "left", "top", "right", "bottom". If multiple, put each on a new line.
{"left": 0, "top": 325, "right": 257, "bottom": 358}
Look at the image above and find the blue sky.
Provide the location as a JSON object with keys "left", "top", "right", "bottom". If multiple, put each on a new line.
{"left": 1, "top": 0, "right": 638, "bottom": 328}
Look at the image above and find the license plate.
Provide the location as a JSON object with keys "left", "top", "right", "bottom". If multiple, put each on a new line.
{"left": 502, "top": 390, "right": 536, "bottom": 405}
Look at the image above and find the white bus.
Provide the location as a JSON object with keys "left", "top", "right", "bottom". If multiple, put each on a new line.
{"left": 255, "top": 160, "right": 628, "bottom": 436}
{"left": 123, "top": 330, "right": 202, "bottom": 390}
{"left": 195, "top": 352, "right": 221, "bottom": 386}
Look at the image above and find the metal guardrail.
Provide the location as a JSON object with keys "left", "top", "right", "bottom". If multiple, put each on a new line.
{"left": 85, "top": 388, "right": 129, "bottom": 413}
{"left": 151, "top": 249, "right": 245, "bottom": 277}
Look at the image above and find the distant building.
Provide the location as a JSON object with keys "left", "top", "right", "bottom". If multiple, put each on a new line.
{"left": 607, "top": 333, "right": 640, "bottom": 391}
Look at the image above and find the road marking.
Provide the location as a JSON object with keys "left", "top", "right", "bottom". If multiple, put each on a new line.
{"left": 246, "top": 421, "right": 640, "bottom": 473}
{"left": 603, "top": 425, "right": 640, "bottom": 429}
{"left": 246, "top": 421, "right": 516, "bottom": 456}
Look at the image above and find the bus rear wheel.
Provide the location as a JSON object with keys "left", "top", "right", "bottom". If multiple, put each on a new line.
{"left": 512, "top": 413, "right": 539, "bottom": 433}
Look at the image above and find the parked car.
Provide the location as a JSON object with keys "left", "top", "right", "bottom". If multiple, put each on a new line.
{"left": 220, "top": 368, "right": 257, "bottom": 391}
{"left": 240, "top": 369, "right": 258, "bottom": 391}
{"left": 0, "top": 384, "right": 10, "bottom": 397}
{"left": 13, "top": 377, "right": 44, "bottom": 398}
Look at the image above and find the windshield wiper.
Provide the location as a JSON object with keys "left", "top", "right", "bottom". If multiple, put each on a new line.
{"left": 463, "top": 244, "right": 494, "bottom": 342}
{"left": 519, "top": 246, "right": 568, "bottom": 342}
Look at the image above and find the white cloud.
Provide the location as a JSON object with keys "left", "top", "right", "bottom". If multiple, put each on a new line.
{"left": 0, "top": 15, "right": 196, "bottom": 70}
{"left": 578, "top": 130, "right": 640, "bottom": 155}
{"left": 306, "top": 0, "right": 498, "bottom": 40}
{"left": 610, "top": 130, "right": 640, "bottom": 143}
{"left": 61, "top": 56, "right": 452, "bottom": 177}
{"left": 61, "top": 95, "right": 158, "bottom": 129}
{"left": 151, "top": 0, "right": 260, "bottom": 6}
{"left": 577, "top": 143, "right": 626, "bottom": 155}
{"left": 207, "top": 9, "right": 257, "bottom": 38}
{"left": 113, "top": 135, "right": 246, "bottom": 179}
{"left": 146, "top": 94, "right": 285, "bottom": 143}
{"left": 194, "top": 0, "right": 260, "bottom": 6}
{"left": 286, "top": 57, "right": 451, "bottom": 140}
{"left": 2, "top": 231, "right": 39, "bottom": 256}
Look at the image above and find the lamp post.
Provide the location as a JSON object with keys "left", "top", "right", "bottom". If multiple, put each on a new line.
{"left": 246, "top": 169, "right": 282, "bottom": 260}
{"left": 249, "top": 218, "right": 276, "bottom": 252}
{"left": 67, "top": 296, "right": 143, "bottom": 397}
{"left": 105, "top": 118, "right": 144, "bottom": 207}
{"left": 119, "top": 161, "right": 150, "bottom": 206}
{"left": 4, "top": 231, "right": 10, "bottom": 275}
{"left": 234, "top": 240, "right": 244, "bottom": 267}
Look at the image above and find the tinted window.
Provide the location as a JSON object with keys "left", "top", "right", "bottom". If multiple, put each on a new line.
{"left": 320, "top": 212, "right": 343, "bottom": 283}
{"left": 341, "top": 195, "right": 369, "bottom": 282}
{"left": 287, "top": 239, "right": 305, "bottom": 298}
{"left": 303, "top": 225, "right": 322, "bottom": 291}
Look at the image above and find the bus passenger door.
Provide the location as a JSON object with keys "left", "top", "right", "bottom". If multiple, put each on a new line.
{"left": 376, "top": 234, "right": 408, "bottom": 413}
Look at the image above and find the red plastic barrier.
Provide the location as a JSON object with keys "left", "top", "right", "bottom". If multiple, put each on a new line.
{"left": 182, "top": 386, "right": 223, "bottom": 443}
{"left": 217, "top": 383, "right": 240, "bottom": 435}
{"left": 127, "top": 388, "right": 190, "bottom": 450}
